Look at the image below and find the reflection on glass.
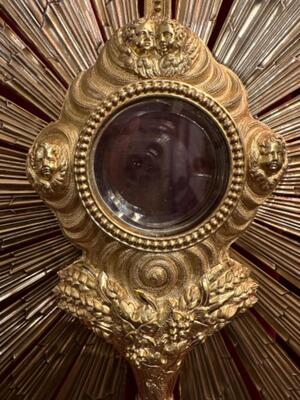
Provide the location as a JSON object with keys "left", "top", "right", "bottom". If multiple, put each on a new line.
{"left": 93, "top": 97, "right": 230, "bottom": 233}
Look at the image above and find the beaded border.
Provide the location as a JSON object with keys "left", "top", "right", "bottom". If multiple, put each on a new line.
{"left": 75, "top": 80, "right": 245, "bottom": 252}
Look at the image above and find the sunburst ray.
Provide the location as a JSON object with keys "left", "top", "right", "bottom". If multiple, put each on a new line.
{"left": 176, "top": 0, "right": 223, "bottom": 43}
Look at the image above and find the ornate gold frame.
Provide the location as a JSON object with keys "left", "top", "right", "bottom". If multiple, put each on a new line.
{"left": 75, "top": 80, "right": 244, "bottom": 251}
{"left": 26, "top": 1, "right": 288, "bottom": 399}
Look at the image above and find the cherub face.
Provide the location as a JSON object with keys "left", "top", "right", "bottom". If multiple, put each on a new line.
{"left": 122, "top": 25, "right": 136, "bottom": 45}
{"left": 35, "top": 143, "right": 62, "bottom": 180}
{"left": 134, "top": 22, "right": 155, "bottom": 52}
{"left": 157, "top": 22, "right": 176, "bottom": 53}
{"left": 258, "top": 139, "right": 284, "bottom": 175}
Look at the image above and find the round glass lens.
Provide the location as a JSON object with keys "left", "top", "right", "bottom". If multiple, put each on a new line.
{"left": 92, "top": 97, "right": 230, "bottom": 233}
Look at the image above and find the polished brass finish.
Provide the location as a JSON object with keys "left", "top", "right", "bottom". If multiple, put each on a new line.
{"left": 24, "top": 1, "right": 288, "bottom": 399}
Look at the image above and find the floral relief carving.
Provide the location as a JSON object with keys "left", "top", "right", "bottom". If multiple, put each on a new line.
{"left": 56, "top": 258, "right": 257, "bottom": 399}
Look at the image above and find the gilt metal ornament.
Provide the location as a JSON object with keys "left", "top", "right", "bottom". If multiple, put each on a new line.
{"left": 27, "top": 139, "right": 69, "bottom": 197}
{"left": 110, "top": 18, "right": 199, "bottom": 78}
{"left": 56, "top": 257, "right": 257, "bottom": 400}
{"left": 249, "top": 132, "right": 288, "bottom": 193}
{"left": 26, "top": 1, "right": 287, "bottom": 399}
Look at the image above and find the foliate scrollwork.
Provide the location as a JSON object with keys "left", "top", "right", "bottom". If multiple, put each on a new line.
{"left": 56, "top": 258, "right": 257, "bottom": 399}
{"left": 109, "top": 18, "right": 199, "bottom": 78}
{"left": 27, "top": 140, "right": 69, "bottom": 197}
{"left": 249, "top": 132, "right": 288, "bottom": 193}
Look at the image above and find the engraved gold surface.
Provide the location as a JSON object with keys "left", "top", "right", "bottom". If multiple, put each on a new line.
{"left": 24, "top": 1, "right": 288, "bottom": 399}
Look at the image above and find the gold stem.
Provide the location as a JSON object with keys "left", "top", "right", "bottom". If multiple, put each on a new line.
{"left": 144, "top": 0, "right": 172, "bottom": 18}
{"left": 133, "top": 364, "right": 178, "bottom": 400}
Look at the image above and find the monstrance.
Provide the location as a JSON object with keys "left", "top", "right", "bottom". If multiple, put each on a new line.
{"left": 27, "top": 1, "right": 287, "bottom": 399}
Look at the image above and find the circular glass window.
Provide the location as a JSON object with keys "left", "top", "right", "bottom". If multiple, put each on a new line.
{"left": 92, "top": 96, "right": 230, "bottom": 234}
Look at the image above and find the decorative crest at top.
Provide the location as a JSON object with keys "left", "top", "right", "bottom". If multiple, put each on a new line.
{"left": 108, "top": 17, "right": 200, "bottom": 78}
